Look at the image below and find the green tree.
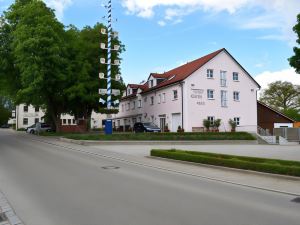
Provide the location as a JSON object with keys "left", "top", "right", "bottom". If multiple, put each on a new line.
{"left": 259, "top": 81, "right": 300, "bottom": 111}
{"left": 282, "top": 108, "right": 300, "bottom": 121}
{"left": 0, "top": 96, "right": 13, "bottom": 125}
{"left": 1, "top": 0, "right": 70, "bottom": 131}
{"left": 64, "top": 23, "right": 125, "bottom": 126}
{"left": 289, "top": 13, "right": 300, "bottom": 74}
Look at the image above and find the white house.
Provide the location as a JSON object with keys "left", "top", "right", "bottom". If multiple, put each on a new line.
{"left": 113, "top": 48, "right": 261, "bottom": 132}
{"left": 15, "top": 104, "right": 106, "bottom": 129}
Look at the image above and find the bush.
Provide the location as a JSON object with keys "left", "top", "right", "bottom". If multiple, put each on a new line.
{"left": 151, "top": 150, "right": 300, "bottom": 177}
{"left": 203, "top": 119, "right": 211, "bottom": 131}
{"left": 228, "top": 119, "right": 237, "bottom": 132}
{"left": 64, "top": 132, "right": 256, "bottom": 141}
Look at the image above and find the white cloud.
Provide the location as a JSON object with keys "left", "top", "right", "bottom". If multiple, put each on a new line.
{"left": 254, "top": 68, "right": 300, "bottom": 91}
{"left": 120, "top": 0, "right": 300, "bottom": 43}
{"left": 158, "top": 20, "right": 166, "bottom": 26}
{"left": 44, "top": 0, "right": 73, "bottom": 20}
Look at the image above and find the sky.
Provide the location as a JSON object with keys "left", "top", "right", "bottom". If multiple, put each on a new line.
{"left": 1, "top": 0, "right": 300, "bottom": 91}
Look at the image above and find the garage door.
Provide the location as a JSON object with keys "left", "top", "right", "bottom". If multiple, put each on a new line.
{"left": 172, "top": 113, "right": 182, "bottom": 132}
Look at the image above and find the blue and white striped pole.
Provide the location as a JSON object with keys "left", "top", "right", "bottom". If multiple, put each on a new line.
{"left": 105, "top": 0, "right": 113, "bottom": 134}
{"left": 106, "top": 0, "right": 112, "bottom": 110}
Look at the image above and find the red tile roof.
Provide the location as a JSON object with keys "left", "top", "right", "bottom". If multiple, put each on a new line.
{"left": 122, "top": 48, "right": 260, "bottom": 99}
{"left": 141, "top": 48, "right": 225, "bottom": 93}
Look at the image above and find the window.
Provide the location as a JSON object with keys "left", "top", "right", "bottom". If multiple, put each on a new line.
{"left": 233, "top": 91, "right": 240, "bottom": 101}
{"left": 23, "top": 118, "right": 28, "bottom": 125}
{"left": 234, "top": 117, "right": 240, "bottom": 126}
{"left": 233, "top": 72, "right": 239, "bottom": 81}
{"left": 151, "top": 115, "right": 154, "bottom": 122}
{"left": 73, "top": 119, "right": 76, "bottom": 124}
{"left": 132, "top": 101, "right": 135, "bottom": 109}
{"left": 68, "top": 119, "right": 71, "bottom": 125}
{"left": 126, "top": 103, "right": 130, "bottom": 111}
{"left": 35, "top": 107, "right": 39, "bottom": 112}
{"left": 162, "top": 93, "right": 166, "bottom": 103}
{"left": 158, "top": 94, "right": 161, "bottom": 104}
{"left": 207, "top": 69, "right": 213, "bottom": 78}
{"left": 207, "top": 89, "right": 214, "bottom": 99}
{"left": 150, "top": 80, "right": 154, "bottom": 88}
{"left": 173, "top": 90, "right": 178, "bottom": 100}
{"left": 122, "top": 104, "right": 124, "bottom": 112}
{"left": 221, "top": 90, "right": 227, "bottom": 107}
{"left": 23, "top": 105, "right": 28, "bottom": 112}
{"left": 35, "top": 118, "right": 39, "bottom": 124}
{"left": 150, "top": 96, "right": 154, "bottom": 105}
{"left": 138, "top": 100, "right": 142, "bottom": 108}
{"left": 207, "top": 116, "right": 215, "bottom": 125}
{"left": 220, "top": 71, "right": 227, "bottom": 87}
{"left": 63, "top": 119, "right": 66, "bottom": 124}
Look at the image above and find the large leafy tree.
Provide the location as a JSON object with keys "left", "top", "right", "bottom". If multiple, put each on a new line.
{"left": 260, "top": 81, "right": 300, "bottom": 120}
{"left": 1, "top": 0, "right": 69, "bottom": 131}
{"left": 64, "top": 23, "right": 125, "bottom": 126}
{"left": 289, "top": 13, "right": 300, "bottom": 74}
{"left": 0, "top": 0, "right": 125, "bottom": 131}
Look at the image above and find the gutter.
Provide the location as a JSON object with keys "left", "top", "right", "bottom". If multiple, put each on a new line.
{"left": 180, "top": 82, "right": 184, "bottom": 129}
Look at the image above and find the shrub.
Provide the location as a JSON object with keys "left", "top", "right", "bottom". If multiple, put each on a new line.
{"left": 228, "top": 119, "right": 237, "bottom": 132}
{"left": 151, "top": 149, "right": 300, "bottom": 177}
{"left": 213, "top": 119, "right": 221, "bottom": 131}
{"left": 203, "top": 119, "right": 211, "bottom": 131}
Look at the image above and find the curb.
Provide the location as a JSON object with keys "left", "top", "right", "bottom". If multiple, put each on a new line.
{"left": 59, "top": 138, "right": 258, "bottom": 146}
{"left": 0, "top": 191, "right": 24, "bottom": 225}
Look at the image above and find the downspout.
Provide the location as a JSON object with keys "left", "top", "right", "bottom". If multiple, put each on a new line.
{"left": 180, "top": 82, "right": 184, "bottom": 129}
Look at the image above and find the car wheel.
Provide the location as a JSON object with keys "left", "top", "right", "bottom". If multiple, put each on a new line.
{"left": 30, "top": 130, "right": 35, "bottom": 134}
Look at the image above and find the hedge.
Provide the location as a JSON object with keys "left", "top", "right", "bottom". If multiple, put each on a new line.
{"left": 64, "top": 132, "right": 256, "bottom": 141}
{"left": 151, "top": 149, "right": 300, "bottom": 177}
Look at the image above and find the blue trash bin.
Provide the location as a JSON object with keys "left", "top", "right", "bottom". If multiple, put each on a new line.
{"left": 105, "top": 120, "right": 113, "bottom": 135}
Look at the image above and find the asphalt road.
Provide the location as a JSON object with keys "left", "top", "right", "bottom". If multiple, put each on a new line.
{"left": 0, "top": 129, "right": 299, "bottom": 225}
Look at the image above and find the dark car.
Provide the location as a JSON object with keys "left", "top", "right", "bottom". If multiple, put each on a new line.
{"left": 0, "top": 124, "right": 10, "bottom": 128}
{"left": 133, "top": 122, "right": 161, "bottom": 133}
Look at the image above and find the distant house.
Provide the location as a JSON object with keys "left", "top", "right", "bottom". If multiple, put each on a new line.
{"left": 257, "top": 101, "right": 295, "bottom": 134}
{"left": 15, "top": 103, "right": 106, "bottom": 130}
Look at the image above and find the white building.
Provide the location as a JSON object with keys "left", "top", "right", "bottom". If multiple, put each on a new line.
{"left": 114, "top": 48, "right": 261, "bottom": 132}
{"left": 15, "top": 104, "right": 106, "bottom": 129}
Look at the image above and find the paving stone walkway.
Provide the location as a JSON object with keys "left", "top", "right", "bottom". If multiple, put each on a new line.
{"left": 0, "top": 192, "right": 24, "bottom": 225}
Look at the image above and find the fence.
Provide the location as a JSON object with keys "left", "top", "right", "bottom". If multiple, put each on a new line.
{"left": 273, "top": 128, "right": 300, "bottom": 142}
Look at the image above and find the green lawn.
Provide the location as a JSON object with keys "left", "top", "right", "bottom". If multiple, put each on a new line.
{"left": 151, "top": 149, "right": 300, "bottom": 177}
{"left": 63, "top": 132, "right": 256, "bottom": 141}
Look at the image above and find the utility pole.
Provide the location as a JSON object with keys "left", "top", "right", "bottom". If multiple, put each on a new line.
{"left": 99, "top": 0, "right": 121, "bottom": 135}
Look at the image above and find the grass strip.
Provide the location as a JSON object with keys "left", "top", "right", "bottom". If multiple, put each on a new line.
{"left": 151, "top": 149, "right": 300, "bottom": 177}
{"left": 64, "top": 132, "right": 256, "bottom": 141}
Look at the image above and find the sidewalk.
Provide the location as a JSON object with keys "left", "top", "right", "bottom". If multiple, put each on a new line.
{"left": 0, "top": 191, "right": 24, "bottom": 225}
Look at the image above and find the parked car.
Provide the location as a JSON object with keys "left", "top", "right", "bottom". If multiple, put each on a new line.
{"left": 133, "top": 122, "right": 161, "bottom": 133}
{"left": 26, "top": 123, "right": 52, "bottom": 134}
{"left": 0, "top": 124, "right": 10, "bottom": 128}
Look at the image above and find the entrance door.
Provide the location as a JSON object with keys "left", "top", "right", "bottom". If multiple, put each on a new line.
{"left": 171, "top": 113, "right": 181, "bottom": 132}
{"left": 160, "top": 117, "right": 166, "bottom": 132}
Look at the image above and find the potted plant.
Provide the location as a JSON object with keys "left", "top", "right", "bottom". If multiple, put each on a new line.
{"left": 203, "top": 119, "right": 211, "bottom": 132}
{"left": 164, "top": 124, "right": 170, "bottom": 132}
{"left": 177, "top": 125, "right": 184, "bottom": 133}
{"left": 213, "top": 119, "right": 221, "bottom": 132}
{"left": 228, "top": 119, "right": 237, "bottom": 132}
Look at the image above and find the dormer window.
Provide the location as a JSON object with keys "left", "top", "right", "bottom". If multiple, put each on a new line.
{"left": 149, "top": 80, "right": 154, "bottom": 88}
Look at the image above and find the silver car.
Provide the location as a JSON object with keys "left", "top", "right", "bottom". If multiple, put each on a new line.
{"left": 26, "top": 123, "right": 52, "bottom": 134}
